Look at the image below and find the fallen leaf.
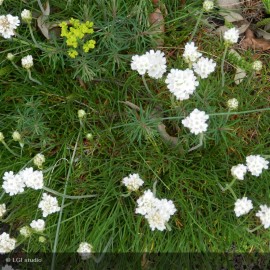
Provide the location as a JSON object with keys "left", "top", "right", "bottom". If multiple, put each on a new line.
{"left": 240, "top": 28, "right": 270, "bottom": 50}
{"left": 217, "top": 0, "right": 242, "bottom": 10}
{"left": 219, "top": 11, "right": 244, "bottom": 22}
{"left": 149, "top": 8, "right": 165, "bottom": 46}
{"left": 229, "top": 49, "right": 247, "bottom": 84}
{"left": 37, "top": 1, "right": 50, "bottom": 39}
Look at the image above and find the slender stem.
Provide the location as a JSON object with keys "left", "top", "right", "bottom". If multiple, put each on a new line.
{"left": 218, "top": 178, "right": 237, "bottom": 192}
{"left": 42, "top": 186, "right": 97, "bottom": 200}
{"left": 209, "top": 107, "right": 270, "bottom": 117}
{"left": 142, "top": 75, "right": 152, "bottom": 96}
{"left": 51, "top": 130, "right": 82, "bottom": 270}
{"left": 0, "top": 191, "right": 5, "bottom": 201}
{"left": 189, "top": 11, "right": 203, "bottom": 42}
{"left": 247, "top": 224, "right": 263, "bottom": 233}
{"left": 188, "top": 133, "right": 204, "bottom": 152}
{"left": 27, "top": 69, "right": 42, "bottom": 85}
{"left": 153, "top": 180, "right": 158, "bottom": 196}
{"left": 1, "top": 141, "right": 20, "bottom": 157}
{"left": 221, "top": 45, "right": 228, "bottom": 90}
{"left": 227, "top": 185, "right": 237, "bottom": 200}
{"left": 28, "top": 23, "right": 41, "bottom": 48}
{"left": 120, "top": 192, "right": 131, "bottom": 197}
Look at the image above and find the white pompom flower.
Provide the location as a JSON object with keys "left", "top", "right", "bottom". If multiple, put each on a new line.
{"left": 77, "top": 242, "right": 93, "bottom": 260}
{"left": 246, "top": 155, "right": 269, "bottom": 177}
{"left": 38, "top": 193, "right": 60, "bottom": 217}
{"left": 234, "top": 197, "right": 253, "bottom": 217}
{"left": 19, "top": 167, "right": 44, "bottom": 190}
{"left": 165, "top": 68, "right": 199, "bottom": 100}
{"left": 181, "top": 109, "right": 209, "bottom": 135}
{"left": 203, "top": 0, "right": 214, "bottom": 12}
{"left": 256, "top": 205, "right": 270, "bottom": 229}
{"left": 33, "top": 153, "right": 45, "bottom": 169}
{"left": 192, "top": 57, "right": 216, "bottom": 79}
{"left": 30, "top": 219, "right": 45, "bottom": 232}
{"left": 227, "top": 98, "right": 239, "bottom": 110}
{"left": 145, "top": 50, "right": 166, "bottom": 79}
{"left": 19, "top": 226, "right": 31, "bottom": 238}
{"left": 183, "top": 42, "right": 202, "bottom": 64}
{"left": 21, "top": 55, "right": 33, "bottom": 69}
{"left": 231, "top": 164, "right": 247, "bottom": 180}
{"left": 2, "top": 171, "right": 25, "bottom": 196}
{"left": 122, "top": 173, "right": 144, "bottom": 191}
{"left": 252, "top": 60, "right": 263, "bottom": 72}
{"left": 0, "top": 14, "right": 20, "bottom": 39}
{"left": 21, "top": 9, "right": 32, "bottom": 23}
{"left": 0, "top": 232, "right": 16, "bottom": 254}
{"left": 131, "top": 54, "right": 150, "bottom": 75}
{"left": 223, "top": 27, "right": 239, "bottom": 45}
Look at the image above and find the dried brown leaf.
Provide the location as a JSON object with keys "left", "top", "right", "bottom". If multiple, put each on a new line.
{"left": 149, "top": 8, "right": 164, "bottom": 46}
{"left": 240, "top": 29, "right": 270, "bottom": 50}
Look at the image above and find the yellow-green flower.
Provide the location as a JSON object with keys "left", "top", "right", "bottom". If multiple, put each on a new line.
{"left": 68, "top": 49, "right": 78, "bottom": 58}
{"left": 83, "top": 40, "right": 96, "bottom": 52}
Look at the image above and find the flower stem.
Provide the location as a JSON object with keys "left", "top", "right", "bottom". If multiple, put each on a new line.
{"left": 142, "top": 75, "right": 152, "bottom": 96}
{"left": 27, "top": 23, "right": 41, "bottom": 49}
{"left": 221, "top": 45, "right": 228, "bottom": 90}
{"left": 1, "top": 141, "right": 20, "bottom": 157}
{"left": 153, "top": 180, "right": 158, "bottom": 196}
{"left": 247, "top": 224, "right": 263, "bottom": 233}
{"left": 189, "top": 10, "right": 203, "bottom": 42}
{"left": 218, "top": 178, "right": 237, "bottom": 192}
{"left": 188, "top": 133, "right": 204, "bottom": 152}
{"left": 0, "top": 191, "right": 5, "bottom": 201}
{"left": 27, "top": 69, "right": 42, "bottom": 85}
{"left": 42, "top": 186, "right": 97, "bottom": 200}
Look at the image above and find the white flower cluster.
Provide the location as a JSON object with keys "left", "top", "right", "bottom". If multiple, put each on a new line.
{"left": 193, "top": 57, "right": 216, "bottom": 79}
{"left": 181, "top": 109, "right": 209, "bottom": 135}
{"left": 21, "top": 9, "right": 32, "bottom": 23}
{"left": 77, "top": 242, "right": 93, "bottom": 260}
{"left": 0, "top": 232, "right": 16, "bottom": 254}
{"left": 19, "top": 226, "right": 31, "bottom": 238}
{"left": 135, "top": 189, "right": 177, "bottom": 231}
{"left": 231, "top": 155, "right": 268, "bottom": 180}
{"left": 0, "top": 14, "right": 20, "bottom": 39}
{"left": 203, "top": 0, "right": 214, "bottom": 12}
{"left": 122, "top": 173, "right": 144, "bottom": 191}
{"left": 256, "top": 205, "right": 270, "bottom": 229}
{"left": 0, "top": 203, "right": 6, "bottom": 218}
{"left": 2, "top": 167, "right": 44, "bottom": 195}
{"left": 227, "top": 98, "right": 239, "bottom": 110}
{"left": 131, "top": 50, "right": 166, "bottom": 79}
{"left": 30, "top": 219, "right": 45, "bottom": 232}
{"left": 21, "top": 54, "right": 33, "bottom": 69}
{"left": 165, "top": 69, "right": 199, "bottom": 101}
{"left": 223, "top": 27, "right": 239, "bottom": 45}
{"left": 183, "top": 42, "right": 202, "bottom": 64}
{"left": 252, "top": 60, "right": 263, "bottom": 72}
{"left": 33, "top": 153, "right": 45, "bottom": 169}
{"left": 38, "top": 193, "right": 60, "bottom": 217}
{"left": 234, "top": 197, "right": 253, "bottom": 217}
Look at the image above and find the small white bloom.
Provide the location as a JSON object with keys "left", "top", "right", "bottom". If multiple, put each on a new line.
{"left": 182, "top": 109, "right": 209, "bottom": 135}
{"left": 165, "top": 68, "right": 199, "bottom": 100}
{"left": 203, "top": 0, "right": 214, "bottom": 12}
{"left": 0, "top": 203, "right": 6, "bottom": 218}
{"left": 78, "top": 109, "right": 86, "bottom": 119}
{"left": 246, "top": 155, "right": 269, "bottom": 177}
{"left": 231, "top": 164, "right": 247, "bottom": 180}
{"left": 21, "top": 55, "right": 33, "bottom": 69}
{"left": 145, "top": 50, "right": 166, "bottom": 79}
{"left": 30, "top": 219, "right": 45, "bottom": 232}
{"left": 135, "top": 189, "right": 158, "bottom": 216}
{"left": 0, "top": 132, "right": 4, "bottom": 142}
{"left": 21, "top": 9, "right": 32, "bottom": 23}
{"left": 227, "top": 98, "right": 239, "bottom": 110}
{"left": 77, "top": 242, "right": 93, "bottom": 260}
{"left": 6, "top": 53, "right": 14, "bottom": 61}
{"left": 223, "top": 27, "right": 239, "bottom": 45}
{"left": 86, "top": 133, "right": 93, "bottom": 140}
{"left": 192, "top": 57, "right": 216, "bottom": 79}
{"left": 131, "top": 54, "right": 150, "bottom": 75}
{"left": 2, "top": 171, "right": 25, "bottom": 196}
{"left": 122, "top": 173, "right": 144, "bottom": 191}
{"left": 38, "top": 193, "right": 60, "bottom": 217}
{"left": 33, "top": 153, "right": 45, "bottom": 168}
{"left": 234, "top": 197, "right": 253, "bottom": 217}
{"left": 183, "top": 42, "right": 202, "bottom": 64}
{"left": 256, "top": 205, "right": 270, "bottom": 229}
{"left": 0, "top": 14, "right": 20, "bottom": 39}
{"left": 19, "top": 226, "right": 31, "bottom": 237}
{"left": 0, "top": 232, "right": 16, "bottom": 254}
{"left": 19, "top": 167, "right": 44, "bottom": 190}
{"left": 12, "top": 131, "right": 21, "bottom": 142}
{"left": 146, "top": 207, "right": 167, "bottom": 231}
{"left": 252, "top": 60, "right": 263, "bottom": 72}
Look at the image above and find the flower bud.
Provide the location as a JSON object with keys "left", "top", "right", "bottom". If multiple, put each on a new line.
{"left": 227, "top": 98, "right": 239, "bottom": 110}
{"left": 86, "top": 133, "right": 93, "bottom": 141}
{"left": 0, "top": 132, "right": 5, "bottom": 142}
{"left": 78, "top": 109, "right": 86, "bottom": 119}
{"left": 21, "top": 9, "right": 32, "bottom": 23}
{"left": 20, "top": 226, "right": 31, "bottom": 238}
{"left": 203, "top": 0, "right": 214, "bottom": 12}
{"left": 7, "top": 53, "right": 15, "bottom": 61}
{"left": 33, "top": 153, "right": 45, "bottom": 169}
{"left": 39, "top": 236, "right": 46, "bottom": 243}
{"left": 12, "top": 131, "right": 21, "bottom": 142}
{"left": 252, "top": 60, "right": 262, "bottom": 72}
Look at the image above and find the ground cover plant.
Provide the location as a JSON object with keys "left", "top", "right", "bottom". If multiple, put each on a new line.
{"left": 0, "top": 0, "right": 270, "bottom": 269}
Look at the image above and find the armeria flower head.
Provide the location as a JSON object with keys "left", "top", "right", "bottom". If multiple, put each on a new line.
{"left": 246, "top": 155, "right": 269, "bottom": 177}
{"left": 30, "top": 219, "right": 45, "bottom": 232}
{"left": 0, "top": 14, "right": 20, "bottom": 39}
{"left": 231, "top": 164, "right": 247, "bottom": 180}
{"left": 192, "top": 57, "right": 216, "bottom": 79}
{"left": 203, "top": 0, "right": 214, "bottom": 12}
{"left": 181, "top": 109, "right": 209, "bottom": 135}
{"left": 12, "top": 131, "right": 21, "bottom": 142}
{"left": 0, "top": 203, "right": 6, "bottom": 218}
{"left": 165, "top": 68, "right": 199, "bottom": 100}
{"left": 2, "top": 171, "right": 25, "bottom": 196}
{"left": 77, "top": 242, "right": 93, "bottom": 260}
{"left": 0, "top": 232, "right": 16, "bottom": 254}
{"left": 131, "top": 54, "right": 150, "bottom": 75}
{"left": 252, "top": 60, "right": 263, "bottom": 72}
{"left": 19, "top": 167, "right": 44, "bottom": 190}
{"left": 122, "top": 173, "right": 144, "bottom": 191}
{"left": 234, "top": 197, "right": 253, "bottom": 217}
{"left": 227, "top": 98, "right": 239, "bottom": 110}
{"left": 223, "top": 27, "right": 239, "bottom": 45}
{"left": 38, "top": 193, "right": 60, "bottom": 217}
{"left": 256, "top": 205, "right": 270, "bottom": 229}
{"left": 135, "top": 189, "right": 159, "bottom": 216}
{"left": 145, "top": 50, "right": 166, "bottom": 79}
{"left": 183, "top": 42, "right": 202, "bottom": 64}
{"left": 21, "top": 55, "right": 33, "bottom": 69}
{"left": 19, "top": 226, "right": 31, "bottom": 238}
{"left": 33, "top": 153, "right": 45, "bottom": 169}
{"left": 21, "top": 9, "right": 32, "bottom": 23}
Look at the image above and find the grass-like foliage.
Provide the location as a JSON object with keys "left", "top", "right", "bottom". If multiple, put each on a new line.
{"left": 0, "top": 0, "right": 270, "bottom": 269}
